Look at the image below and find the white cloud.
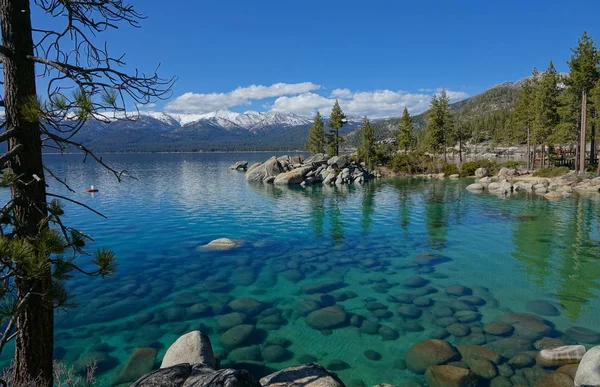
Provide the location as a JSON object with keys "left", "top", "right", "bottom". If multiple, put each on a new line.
{"left": 269, "top": 88, "right": 468, "bottom": 118}
{"left": 165, "top": 82, "right": 320, "bottom": 113}
{"left": 330, "top": 88, "right": 353, "bottom": 99}
{"left": 164, "top": 82, "right": 470, "bottom": 118}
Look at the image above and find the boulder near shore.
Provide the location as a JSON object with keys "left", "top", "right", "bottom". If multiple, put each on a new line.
{"left": 244, "top": 154, "right": 372, "bottom": 186}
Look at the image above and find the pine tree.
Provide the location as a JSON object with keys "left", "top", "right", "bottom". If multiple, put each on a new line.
{"left": 306, "top": 111, "right": 325, "bottom": 154}
{"left": 397, "top": 107, "right": 414, "bottom": 153}
{"left": 327, "top": 100, "right": 347, "bottom": 157}
{"left": 358, "top": 116, "right": 376, "bottom": 169}
{"left": 514, "top": 68, "right": 540, "bottom": 169}
{"left": 567, "top": 31, "right": 600, "bottom": 173}
{"left": 533, "top": 61, "right": 560, "bottom": 168}
{"left": 424, "top": 89, "right": 452, "bottom": 161}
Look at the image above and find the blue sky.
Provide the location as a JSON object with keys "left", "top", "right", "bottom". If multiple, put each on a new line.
{"left": 32, "top": 0, "right": 600, "bottom": 118}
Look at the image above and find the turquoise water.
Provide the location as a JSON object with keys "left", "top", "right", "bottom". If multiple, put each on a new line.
{"left": 2, "top": 153, "right": 600, "bottom": 386}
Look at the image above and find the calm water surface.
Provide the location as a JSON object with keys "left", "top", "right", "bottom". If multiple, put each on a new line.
{"left": 2, "top": 153, "right": 600, "bottom": 386}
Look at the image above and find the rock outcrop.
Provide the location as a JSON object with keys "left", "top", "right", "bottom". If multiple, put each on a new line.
{"left": 245, "top": 154, "right": 372, "bottom": 186}
{"left": 161, "top": 331, "right": 216, "bottom": 369}
{"left": 259, "top": 363, "right": 345, "bottom": 387}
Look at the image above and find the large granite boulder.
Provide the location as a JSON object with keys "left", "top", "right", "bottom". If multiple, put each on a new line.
{"left": 132, "top": 364, "right": 260, "bottom": 387}
{"left": 574, "top": 345, "right": 600, "bottom": 386}
{"left": 260, "top": 363, "right": 346, "bottom": 387}
{"left": 274, "top": 166, "right": 313, "bottom": 185}
{"left": 475, "top": 168, "right": 488, "bottom": 178}
{"left": 305, "top": 154, "right": 329, "bottom": 165}
{"left": 161, "top": 331, "right": 216, "bottom": 369}
{"left": 246, "top": 157, "right": 284, "bottom": 182}
{"left": 404, "top": 339, "right": 459, "bottom": 374}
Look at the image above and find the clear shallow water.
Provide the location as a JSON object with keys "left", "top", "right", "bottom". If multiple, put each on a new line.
{"left": 1, "top": 153, "right": 600, "bottom": 386}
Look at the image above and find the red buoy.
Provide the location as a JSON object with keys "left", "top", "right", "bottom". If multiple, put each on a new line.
{"left": 86, "top": 185, "right": 98, "bottom": 193}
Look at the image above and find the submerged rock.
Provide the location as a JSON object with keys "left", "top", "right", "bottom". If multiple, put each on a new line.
{"left": 306, "top": 306, "right": 347, "bottom": 330}
{"left": 405, "top": 339, "right": 459, "bottom": 374}
{"left": 113, "top": 348, "right": 157, "bottom": 386}
{"left": 202, "top": 238, "right": 242, "bottom": 250}
{"left": 424, "top": 365, "right": 479, "bottom": 387}
{"left": 526, "top": 300, "right": 560, "bottom": 316}
{"left": 161, "top": 331, "right": 216, "bottom": 369}
{"left": 220, "top": 325, "right": 255, "bottom": 350}
{"left": 260, "top": 363, "right": 346, "bottom": 387}
{"left": 565, "top": 326, "right": 600, "bottom": 344}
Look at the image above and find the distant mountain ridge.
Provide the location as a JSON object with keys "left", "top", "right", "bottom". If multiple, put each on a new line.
{"left": 70, "top": 110, "right": 362, "bottom": 152}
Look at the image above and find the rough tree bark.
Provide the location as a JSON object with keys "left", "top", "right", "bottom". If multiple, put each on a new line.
{"left": 0, "top": 0, "right": 53, "bottom": 385}
{"left": 580, "top": 89, "right": 588, "bottom": 174}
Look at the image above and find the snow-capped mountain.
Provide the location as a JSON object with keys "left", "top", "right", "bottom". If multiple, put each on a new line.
{"left": 61, "top": 109, "right": 363, "bottom": 152}
{"left": 135, "top": 110, "right": 312, "bottom": 133}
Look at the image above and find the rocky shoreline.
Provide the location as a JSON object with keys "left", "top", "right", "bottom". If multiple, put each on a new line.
{"left": 465, "top": 167, "right": 600, "bottom": 198}
{"left": 232, "top": 154, "right": 373, "bottom": 186}
{"left": 126, "top": 326, "right": 600, "bottom": 387}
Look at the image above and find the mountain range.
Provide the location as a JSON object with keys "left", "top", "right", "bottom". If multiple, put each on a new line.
{"left": 71, "top": 110, "right": 362, "bottom": 152}
{"left": 64, "top": 77, "right": 531, "bottom": 152}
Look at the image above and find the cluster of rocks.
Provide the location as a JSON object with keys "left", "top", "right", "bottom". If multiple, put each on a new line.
{"left": 402, "top": 338, "right": 600, "bottom": 387}
{"left": 243, "top": 154, "right": 371, "bottom": 186}
{"left": 128, "top": 330, "right": 346, "bottom": 387}
{"left": 466, "top": 167, "right": 600, "bottom": 198}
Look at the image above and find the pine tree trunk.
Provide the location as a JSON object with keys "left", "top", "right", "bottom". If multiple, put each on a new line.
{"left": 580, "top": 89, "right": 588, "bottom": 174}
{"left": 0, "top": 0, "right": 53, "bottom": 385}
{"left": 526, "top": 125, "right": 531, "bottom": 170}
{"left": 532, "top": 144, "right": 537, "bottom": 170}
{"left": 590, "top": 108, "right": 596, "bottom": 164}
{"left": 459, "top": 135, "right": 462, "bottom": 163}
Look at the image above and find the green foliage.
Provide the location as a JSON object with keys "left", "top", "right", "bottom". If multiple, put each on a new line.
{"left": 20, "top": 95, "right": 45, "bottom": 123}
{"left": 567, "top": 31, "right": 600, "bottom": 94}
{"left": 327, "top": 100, "right": 346, "bottom": 157}
{"left": 73, "top": 89, "right": 93, "bottom": 120}
{"left": 397, "top": 107, "right": 415, "bottom": 153}
{"left": 390, "top": 151, "right": 435, "bottom": 175}
{"left": 306, "top": 111, "right": 325, "bottom": 154}
{"left": 498, "top": 160, "right": 526, "bottom": 169}
{"left": 357, "top": 116, "right": 376, "bottom": 168}
{"left": 459, "top": 159, "right": 496, "bottom": 177}
{"left": 424, "top": 89, "right": 452, "bottom": 156}
{"left": 533, "top": 62, "right": 560, "bottom": 145}
{"left": 533, "top": 166, "right": 569, "bottom": 177}
{"left": 101, "top": 89, "right": 118, "bottom": 107}
{"left": 443, "top": 163, "right": 459, "bottom": 176}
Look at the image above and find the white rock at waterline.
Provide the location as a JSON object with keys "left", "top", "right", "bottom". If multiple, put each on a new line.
{"left": 161, "top": 331, "right": 216, "bottom": 369}
{"left": 466, "top": 183, "right": 484, "bottom": 191}
{"left": 202, "top": 238, "right": 241, "bottom": 250}
{"left": 574, "top": 345, "right": 600, "bottom": 386}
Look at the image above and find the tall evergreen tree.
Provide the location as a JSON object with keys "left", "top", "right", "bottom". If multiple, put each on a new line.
{"left": 424, "top": 89, "right": 452, "bottom": 161}
{"left": 306, "top": 111, "right": 325, "bottom": 154}
{"left": 358, "top": 116, "right": 376, "bottom": 169}
{"left": 327, "top": 100, "right": 347, "bottom": 157}
{"left": 397, "top": 107, "right": 415, "bottom": 153}
{"left": 514, "top": 68, "right": 540, "bottom": 169}
{"left": 0, "top": 1, "right": 173, "bottom": 384}
{"left": 533, "top": 61, "right": 560, "bottom": 168}
{"left": 567, "top": 31, "right": 600, "bottom": 173}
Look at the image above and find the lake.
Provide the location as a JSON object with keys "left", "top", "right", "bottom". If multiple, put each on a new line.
{"left": 2, "top": 153, "right": 600, "bottom": 386}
